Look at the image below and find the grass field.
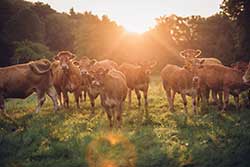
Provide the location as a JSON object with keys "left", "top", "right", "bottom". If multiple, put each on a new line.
{"left": 1, "top": 76, "right": 250, "bottom": 167}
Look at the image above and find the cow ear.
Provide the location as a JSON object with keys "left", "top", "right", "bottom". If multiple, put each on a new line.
{"left": 179, "top": 50, "right": 186, "bottom": 58}
{"left": 89, "top": 59, "right": 97, "bottom": 66}
{"left": 150, "top": 61, "right": 157, "bottom": 69}
{"left": 54, "top": 52, "right": 62, "bottom": 60}
{"left": 72, "top": 61, "right": 80, "bottom": 66}
{"left": 195, "top": 49, "right": 202, "bottom": 58}
{"left": 200, "top": 59, "right": 205, "bottom": 64}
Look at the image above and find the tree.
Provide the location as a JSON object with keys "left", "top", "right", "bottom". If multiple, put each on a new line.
{"left": 45, "top": 13, "right": 74, "bottom": 51}
{"left": 3, "top": 8, "right": 45, "bottom": 43}
{"left": 11, "top": 40, "right": 53, "bottom": 64}
{"left": 221, "top": 0, "right": 250, "bottom": 61}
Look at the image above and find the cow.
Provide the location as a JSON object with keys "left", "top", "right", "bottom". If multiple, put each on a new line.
{"left": 187, "top": 59, "right": 250, "bottom": 111}
{"left": 75, "top": 58, "right": 118, "bottom": 113}
{"left": 180, "top": 49, "right": 223, "bottom": 104}
{"left": 231, "top": 61, "right": 249, "bottom": 73}
{"left": 161, "top": 64, "right": 201, "bottom": 114}
{"left": 52, "top": 51, "right": 82, "bottom": 109}
{"left": 72, "top": 57, "right": 95, "bottom": 102}
{"left": 118, "top": 61, "right": 157, "bottom": 108}
{"left": 91, "top": 68, "right": 127, "bottom": 128}
{"left": 0, "top": 59, "right": 58, "bottom": 113}
{"left": 180, "top": 49, "right": 222, "bottom": 65}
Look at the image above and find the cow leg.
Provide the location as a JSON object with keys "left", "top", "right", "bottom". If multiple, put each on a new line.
{"left": 234, "top": 94, "right": 240, "bottom": 111}
{"left": 74, "top": 90, "right": 81, "bottom": 109}
{"left": 55, "top": 88, "right": 63, "bottom": 107}
{"left": 192, "top": 95, "right": 197, "bottom": 114}
{"left": 35, "top": 91, "right": 46, "bottom": 113}
{"left": 83, "top": 90, "right": 87, "bottom": 101}
{"left": 46, "top": 86, "right": 59, "bottom": 112}
{"left": 143, "top": 89, "right": 148, "bottom": 107}
{"left": 117, "top": 103, "right": 123, "bottom": 128}
{"left": 135, "top": 89, "right": 141, "bottom": 107}
{"left": 218, "top": 91, "right": 223, "bottom": 106}
{"left": 165, "top": 88, "right": 174, "bottom": 112}
{"left": 181, "top": 94, "right": 188, "bottom": 113}
{"left": 0, "top": 95, "right": 5, "bottom": 113}
{"left": 105, "top": 107, "right": 113, "bottom": 128}
{"left": 222, "top": 88, "right": 230, "bottom": 112}
{"left": 128, "top": 89, "right": 132, "bottom": 107}
{"left": 212, "top": 90, "right": 218, "bottom": 105}
{"left": 89, "top": 96, "right": 95, "bottom": 114}
{"left": 62, "top": 91, "right": 69, "bottom": 108}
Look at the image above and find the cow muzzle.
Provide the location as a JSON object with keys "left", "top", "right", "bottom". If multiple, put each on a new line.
{"left": 81, "top": 69, "right": 89, "bottom": 76}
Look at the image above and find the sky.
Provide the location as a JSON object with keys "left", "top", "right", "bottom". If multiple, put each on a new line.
{"left": 27, "top": 0, "right": 223, "bottom": 33}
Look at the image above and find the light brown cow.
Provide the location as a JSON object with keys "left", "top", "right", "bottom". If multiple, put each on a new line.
{"left": 189, "top": 61, "right": 249, "bottom": 111}
{"left": 161, "top": 64, "right": 200, "bottom": 113}
{"left": 76, "top": 59, "right": 118, "bottom": 113}
{"left": 52, "top": 51, "right": 82, "bottom": 108}
{"left": 91, "top": 68, "right": 127, "bottom": 128}
{"left": 118, "top": 61, "right": 156, "bottom": 108}
{"left": 0, "top": 59, "right": 58, "bottom": 113}
{"left": 180, "top": 49, "right": 223, "bottom": 104}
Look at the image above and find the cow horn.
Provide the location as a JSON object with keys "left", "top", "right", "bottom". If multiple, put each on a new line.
{"left": 195, "top": 49, "right": 202, "bottom": 57}
{"left": 29, "top": 59, "right": 51, "bottom": 75}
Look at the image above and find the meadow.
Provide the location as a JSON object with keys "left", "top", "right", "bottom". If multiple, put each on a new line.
{"left": 1, "top": 76, "right": 250, "bottom": 167}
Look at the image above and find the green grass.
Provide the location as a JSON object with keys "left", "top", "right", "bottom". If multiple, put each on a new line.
{"left": 1, "top": 76, "right": 250, "bottom": 167}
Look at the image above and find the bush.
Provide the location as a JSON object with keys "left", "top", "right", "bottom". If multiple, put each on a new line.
{"left": 11, "top": 40, "right": 53, "bottom": 64}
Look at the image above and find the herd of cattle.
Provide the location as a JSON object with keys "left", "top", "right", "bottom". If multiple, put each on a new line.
{"left": 0, "top": 49, "right": 250, "bottom": 128}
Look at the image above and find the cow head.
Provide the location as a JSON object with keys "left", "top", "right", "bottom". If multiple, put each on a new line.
{"left": 137, "top": 61, "right": 157, "bottom": 83}
{"left": 180, "top": 49, "right": 202, "bottom": 59}
{"left": 54, "top": 51, "right": 75, "bottom": 71}
{"left": 242, "top": 62, "right": 250, "bottom": 84}
{"left": 90, "top": 68, "right": 109, "bottom": 89}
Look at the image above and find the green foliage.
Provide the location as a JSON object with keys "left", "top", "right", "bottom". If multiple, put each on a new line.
{"left": 11, "top": 40, "right": 53, "bottom": 64}
{"left": 4, "top": 8, "right": 45, "bottom": 43}
{"left": 45, "top": 13, "right": 74, "bottom": 51}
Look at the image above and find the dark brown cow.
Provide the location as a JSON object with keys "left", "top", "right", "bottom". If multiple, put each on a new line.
{"left": 0, "top": 59, "right": 58, "bottom": 113}
{"left": 118, "top": 61, "right": 156, "bottom": 108}
{"left": 91, "top": 68, "right": 127, "bottom": 128}
{"left": 161, "top": 64, "right": 200, "bottom": 113}
{"left": 52, "top": 51, "right": 82, "bottom": 108}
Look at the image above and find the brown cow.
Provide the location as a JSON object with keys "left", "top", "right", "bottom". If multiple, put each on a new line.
{"left": 180, "top": 49, "right": 223, "bottom": 104}
{"left": 161, "top": 64, "right": 201, "bottom": 113}
{"left": 188, "top": 61, "right": 249, "bottom": 111}
{"left": 76, "top": 58, "right": 118, "bottom": 113}
{"left": 52, "top": 51, "right": 82, "bottom": 108}
{"left": 72, "top": 57, "right": 95, "bottom": 102}
{"left": 231, "top": 61, "right": 249, "bottom": 73}
{"left": 118, "top": 61, "right": 156, "bottom": 108}
{"left": 0, "top": 59, "right": 58, "bottom": 113}
{"left": 91, "top": 68, "right": 127, "bottom": 128}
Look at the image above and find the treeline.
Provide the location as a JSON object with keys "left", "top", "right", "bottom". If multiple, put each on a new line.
{"left": 0, "top": 0, "right": 249, "bottom": 70}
